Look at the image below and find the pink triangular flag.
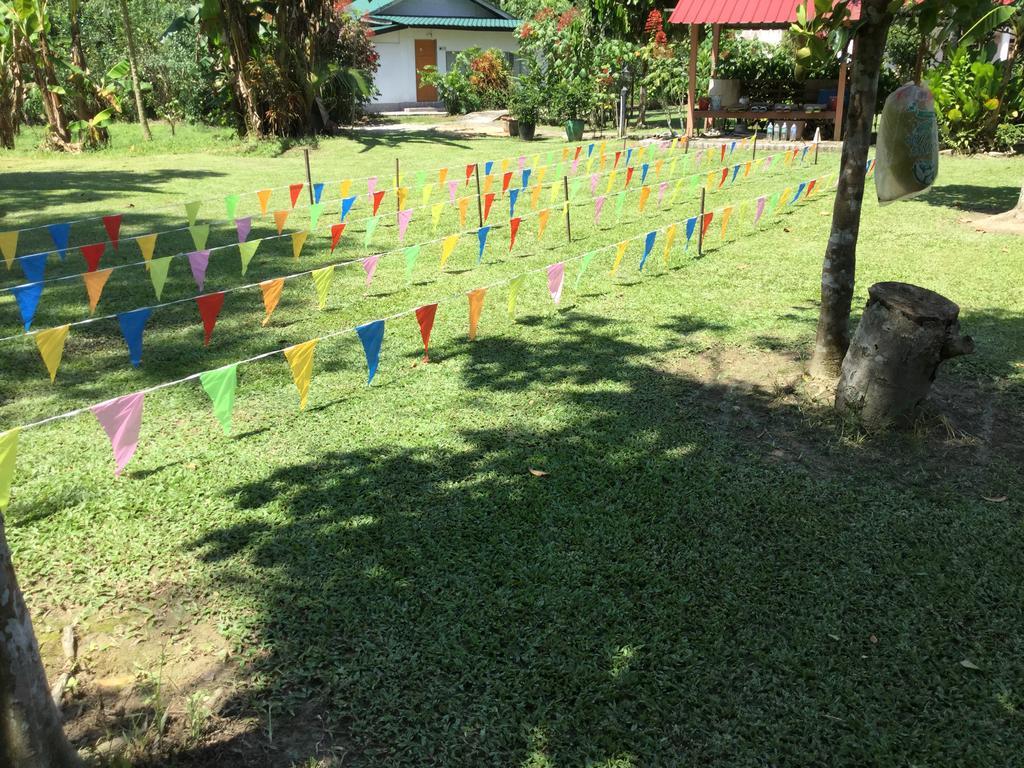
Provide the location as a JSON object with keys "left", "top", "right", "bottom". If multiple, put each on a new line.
{"left": 571, "top": 157, "right": 580, "bottom": 174}
{"left": 590, "top": 173, "right": 600, "bottom": 194}
{"left": 397, "top": 209, "right": 413, "bottom": 242}
{"left": 518, "top": 155, "right": 526, "bottom": 170}
{"left": 367, "top": 176, "right": 377, "bottom": 196}
{"left": 657, "top": 181, "right": 668, "bottom": 204}
{"left": 91, "top": 391, "right": 144, "bottom": 476}
{"left": 547, "top": 262, "right": 565, "bottom": 305}
{"left": 189, "top": 250, "right": 210, "bottom": 292}
{"left": 447, "top": 180, "right": 458, "bottom": 203}
{"left": 754, "top": 196, "right": 767, "bottom": 225}
{"left": 235, "top": 217, "right": 252, "bottom": 243}
{"left": 362, "top": 254, "right": 379, "bottom": 286}
{"left": 594, "top": 195, "right": 607, "bottom": 223}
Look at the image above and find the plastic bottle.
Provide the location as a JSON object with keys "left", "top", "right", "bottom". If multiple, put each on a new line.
{"left": 766, "top": 121, "right": 774, "bottom": 141}
{"left": 780, "top": 122, "right": 788, "bottom": 142}
{"left": 789, "top": 122, "right": 798, "bottom": 141}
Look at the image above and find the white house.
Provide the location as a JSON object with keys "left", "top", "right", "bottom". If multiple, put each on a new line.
{"left": 350, "top": 0, "right": 522, "bottom": 111}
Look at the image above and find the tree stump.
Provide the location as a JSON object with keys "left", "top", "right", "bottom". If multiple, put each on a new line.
{"left": 835, "top": 282, "right": 974, "bottom": 430}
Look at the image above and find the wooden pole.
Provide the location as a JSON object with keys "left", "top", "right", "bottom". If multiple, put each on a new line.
{"left": 752, "top": 132, "right": 757, "bottom": 162}
{"left": 563, "top": 175, "right": 571, "bottom": 242}
{"left": 304, "top": 148, "right": 314, "bottom": 205}
{"left": 697, "top": 186, "right": 705, "bottom": 257}
{"left": 474, "top": 163, "right": 483, "bottom": 228}
{"left": 395, "top": 157, "right": 401, "bottom": 224}
{"left": 835, "top": 49, "right": 849, "bottom": 141}
{"left": 687, "top": 25, "right": 698, "bottom": 139}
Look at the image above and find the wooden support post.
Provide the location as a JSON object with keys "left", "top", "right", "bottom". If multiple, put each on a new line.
{"left": 697, "top": 186, "right": 705, "bottom": 257}
{"left": 395, "top": 158, "right": 401, "bottom": 224}
{"left": 835, "top": 50, "right": 849, "bottom": 141}
{"left": 752, "top": 132, "right": 757, "bottom": 162}
{"left": 304, "top": 148, "right": 314, "bottom": 205}
{"left": 563, "top": 175, "right": 571, "bottom": 242}
{"left": 814, "top": 141, "right": 819, "bottom": 165}
{"left": 687, "top": 25, "right": 698, "bottom": 139}
{"left": 474, "top": 163, "right": 483, "bottom": 228}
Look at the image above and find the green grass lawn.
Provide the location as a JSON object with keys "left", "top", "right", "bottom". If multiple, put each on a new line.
{"left": 1, "top": 123, "right": 1023, "bottom": 767}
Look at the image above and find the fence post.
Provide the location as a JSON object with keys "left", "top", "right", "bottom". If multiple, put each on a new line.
{"left": 563, "top": 175, "right": 571, "bottom": 242}
{"left": 752, "top": 132, "right": 757, "bottom": 163}
{"left": 304, "top": 148, "right": 314, "bottom": 205}
{"left": 395, "top": 158, "right": 401, "bottom": 225}
{"left": 697, "top": 186, "right": 705, "bottom": 258}
{"left": 618, "top": 86, "right": 628, "bottom": 139}
{"left": 474, "top": 163, "right": 483, "bottom": 228}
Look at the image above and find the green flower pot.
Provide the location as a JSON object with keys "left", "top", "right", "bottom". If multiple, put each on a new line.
{"left": 565, "top": 119, "right": 585, "bottom": 142}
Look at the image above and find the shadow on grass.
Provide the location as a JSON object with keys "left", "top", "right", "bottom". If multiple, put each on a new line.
{"left": 159, "top": 307, "right": 1024, "bottom": 767}
{"left": 920, "top": 183, "right": 1022, "bottom": 214}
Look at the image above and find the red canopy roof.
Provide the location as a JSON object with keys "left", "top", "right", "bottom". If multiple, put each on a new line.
{"left": 668, "top": 0, "right": 862, "bottom": 25}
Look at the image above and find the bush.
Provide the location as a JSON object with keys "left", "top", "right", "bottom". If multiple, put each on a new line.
{"left": 421, "top": 48, "right": 510, "bottom": 115}
{"left": 994, "top": 122, "right": 1024, "bottom": 153}
{"left": 468, "top": 49, "right": 511, "bottom": 110}
{"left": 508, "top": 65, "right": 543, "bottom": 124}
{"left": 926, "top": 44, "right": 1004, "bottom": 153}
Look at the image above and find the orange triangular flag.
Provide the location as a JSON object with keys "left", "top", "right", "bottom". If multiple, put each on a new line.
{"left": 274, "top": 209, "right": 290, "bottom": 234}
{"left": 289, "top": 183, "right": 304, "bottom": 208}
{"left": 468, "top": 288, "right": 486, "bottom": 341}
{"left": 537, "top": 208, "right": 551, "bottom": 239}
{"left": 438, "top": 167, "right": 448, "bottom": 184}
{"left": 257, "top": 189, "right": 272, "bottom": 214}
{"left": 330, "top": 223, "right": 346, "bottom": 253}
{"left": 81, "top": 268, "right": 113, "bottom": 314}
{"left": 260, "top": 278, "right": 284, "bottom": 326}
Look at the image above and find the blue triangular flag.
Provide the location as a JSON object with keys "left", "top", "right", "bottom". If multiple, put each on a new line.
{"left": 729, "top": 140, "right": 737, "bottom": 155}
{"left": 117, "top": 307, "right": 152, "bottom": 367}
{"left": 484, "top": 160, "right": 494, "bottom": 176}
{"left": 521, "top": 168, "right": 531, "bottom": 189}
{"left": 801, "top": 146, "right": 809, "bottom": 162}
{"left": 640, "top": 163, "right": 649, "bottom": 184}
{"left": 313, "top": 183, "right": 324, "bottom": 204}
{"left": 477, "top": 226, "right": 491, "bottom": 263}
{"left": 47, "top": 222, "right": 71, "bottom": 261}
{"left": 11, "top": 281, "right": 43, "bottom": 331}
{"left": 19, "top": 252, "right": 47, "bottom": 283}
{"left": 509, "top": 188, "right": 520, "bottom": 218}
{"left": 684, "top": 216, "right": 697, "bottom": 250}
{"left": 587, "top": 142, "right": 594, "bottom": 157}
{"left": 731, "top": 164, "right": 740, "bottom": 183}
{"left": 640, "top": 231, "right": 656, "bottom": 271}
{"left": 792, "top": 182, "right": 807, "bottom": 204}
{"left": 625, "top": 148, "right": 633, "bottom": 166}
{"left": 340, "top": 196, "right": 357, "bottom": 222}
{"left": 356, "top": 319, "right": 385, "bottom": 385}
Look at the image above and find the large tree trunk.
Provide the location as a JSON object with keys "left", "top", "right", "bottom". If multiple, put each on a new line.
{"left": 835, "top": 282, "right": 974, "bottom": 430}
{"left": 808, "top": 0, "right": 895, "bottom": 378}
{"left": 220, "top": 0, "right": 262, "bottom": 138}
{"left": 119, "top": 0, "right": 152, "bottom": 141}
{"left": 0, "top": 516, "right": 80, "bottom": 768}
{"left": 28, "top": 21, "right": 71, "bottom": 147}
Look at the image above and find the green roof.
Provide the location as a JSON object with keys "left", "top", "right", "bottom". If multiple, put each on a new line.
{"left": 372, "top": 14, "right": 519, "bottom": 29}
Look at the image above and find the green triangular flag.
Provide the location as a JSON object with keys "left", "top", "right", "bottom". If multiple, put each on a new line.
{"left": 545, "top": 151, "right": 555, "bottom": 165}
{"left": 415, "top": 170, "right": 426, "bottom": 187}
{"left": 569, "top": 177, "right": 582, "bottom": 200}
{"left": 0, "top": 428, "right": 19, "bottom": 510}
{"left": 185, "top": 200, "right": 201, "bottom": 226}
{"left": 404, "top": 244, "right": 421, "bottom": 282}
{"left": 200, "top": 364, "right": 237, "bottom": 435}
{"left": 189, "top": 224, "right": 210, "bottom": 251}
{"left": 507, "top": 274, "right": 526, "bottom": 320}
{"left": 575, "top": 251, "right": 595, "bottom": 289}
{"left": 364, "top": 215, "right": 380, "bottom": 247}
{"left": 553, "top": 161, "right": 564, "bottom": 180}
{"left": 689, "top": 173, "right": 699, "bottom": 189}
{"left": 311, "top": 265, "right": 334, "bottom": 310}
{"left": 309, "top": 203, "right": 323, "bottom": 230}
{"left": 149, "top": 255, "right": 172, "bottom": 300}
{"left": 225, "top": 194, "right": 240, "bottom": 220}
{"left": 615, "top": 191, "right": 626, "bottom": 219}
{"left": 239, "top": 240, "right": 260, "bottom": 275}
{"left": 767, "top": 192, "right": 781, "bottom": 217}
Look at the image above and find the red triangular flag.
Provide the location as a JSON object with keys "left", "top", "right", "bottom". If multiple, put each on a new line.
{"left": 701, "top": 211, "right": 715, "bottom": 237}
{"left": 371, "top": 190, "right": 386, "bottom": 216}
{"left": 720, "top": 144, "right": 726, "bottom": 162}
{"left": 806, "top": 179, "right": 817, "bottom": 196}
{"left": 614, "top": 150, "right": 622, "bottom": 168}
{"left": 330, "top": 223, "right": 346, "bottom": 253}
{"left": 509, "top": 217, "right": 522, "bottom": 251}
{"left": 719, "top": 167, "right": 728, "bottom": 188}
{"left": 625, "top": 166, "right": 634, "bottom": 187}
{"left": 80, "top": 242, "right": 106, "bottom": 272}
{"left": 574, "top": 145, "right": 582, "bottom": 160}
{"left": 102, "top": 214, "right": 122, "bottom": 251}
{"left": 483, "top": 193, "right": 496, "bottom": 222}
{"left": 502, "top": 171, "right": 513, "bottom": 194}
{"left": 195, "top": 292, "right": 226, "bottom": 346}
{"left": 465, "top": 164, "right": 474, "bottom": 185}
{"left": 289, "top": 183, "right": 304, "bottom": 208}
{"left": 415, "top": 303, "right": 438, "bottom": 361}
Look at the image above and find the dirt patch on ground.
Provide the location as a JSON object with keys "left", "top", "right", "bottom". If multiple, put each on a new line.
{"left": 962, "top": 208, "right": 1024, "bottom": 236}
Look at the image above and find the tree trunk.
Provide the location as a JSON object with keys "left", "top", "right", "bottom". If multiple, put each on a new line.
{"left": 835, "top": 282, "right": 974, "bottom": 430}
{"left": 68, "top": 1, "right": 92, "bottom": 123}
{"left": 0, "top": 516, "right": 81, "bottom": 768}
{"left": 30, "top": 22, "right": 71, "bottom": 146}
{"left": 220, "top": 0, "right": 262, "bottom": 138}
{"left": 119, "top": 0, "right": 152, "bottom": 141}
{"left": 808, "top": 0, "right": 895, "bottom": 379}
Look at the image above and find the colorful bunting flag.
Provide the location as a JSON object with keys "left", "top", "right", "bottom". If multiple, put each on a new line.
{"left": 507, "top": 274, "right": 525, "bottom": 320}
{"left": 421, "top": 183, "right": 434, "bottom": 206}
{"left": 117, "top": 307, "right": 152, "bottom": 367}
{"left": 236, "top": 217, "right": 252, "bottom": 243}
{"left": 340, "top": 179, "right": 352, "bottom": 198}
{"left": 440, "top": 234, "right": 458, "bottom": 268}
{"left": 196, "top": 292, "right": 225, "bottom": 346}
{"left": 200, "top": 364, "right": 237, "bottom": 435}
{"left": 20, "top": 252, "right": 46, "bottom": 283}
{"left": 662, "top": 224, "right": 677, "bottom": 266}
{"left": 416, "top": 303, "right": 437, "bottom": 361}
{"left": 806, "top": 179, "right": 817, "bottom": 197}
{"left": 91, "top": 391, "right": 144, "bottom": 476}
{"left": 103, "top": 215, "right": 122, "bottom": 251}
{"left": 638, "top": 185, "right": 651, "bottom": 212}
{"left": 313, "top": 183, "right": 325, "bottom": 204}
{"left": 189, "top": 224, "right": 210, "bottom": 251}
{"left": 362, "top": 255, "right": 379, "bottom": 286}
{"left": 0, "top": 429, "right": 18, "bottom": 509}
{"left": 468, "top": 288, "right": 486, "bottom": 340}
{"left": 530, "top": 184, "right": 542, "bottom": 210}
{"left": 329, "top": 223, "right": 347, "bottom": 254}
{"left": 615, "top": 191, "right": 626, "bottom": 219}
{"left": 483, "top": 192, "right": 496, "bottom": 221}
{"left": 509, "top": 188, "right": 520, "bottom": 218}
{"left": 537, "top": 208, "right": 551, "bottom": 239}
{"left": 184, "top": 200, "right": 201, "bottom": 226}
{"left": 341, "top": 196, "right": 357, "bottom": 221}
{"left": 397, "top": 209, "right": 413, "bottom": 242}
{"left": 80, "top": 242, "right": 105, "bottom": 272}
{"left": 718, "top": 167, "right": 729, "bottom": 189}
{"left": 397, "top": 187, "right": 408, "bottom": 210}
{"left": 260, "top": 278, "right": 284, "bottom": 325}
{"left": 610, "top": 241, "right": 627, "bottom": 275}
{"left": 477, "top": 226, "right": 490, "bottom": 263}
{"left": 284, "top": 339, "right": 317, "bottom": 410}
{"left": 405, "top": 244, "right": 421, "bottom": 282}
{"left": 136, "top": 233, "right": 157, "bottom": 268}
{"left": 311, "top": 265, "right": 334, "bottom": 309}
{"left": 11, "top": 282, "right": 43, "bottom": 331}
{"left": 684, "top": 216, "right": 698, "bottom": 250}
{"left": 309, "top": 203, "right": 323, "bottom": 230}
{"left": 225, "top": 193, "right": 240, "bottom": 220}
{"left": 149, "top": 256, "right": 172, "bottom": 300}
{"left": 35, "top": 324, "right": 69, "bottom": 382}
{"left": 484, "top": 160, "right": 493, "bottom": 176}
{"left": 701, "top": 211, "right": 714, "bottom": 238}
{"left": 371, "top": 190, "right": 386, "bottom": 216}
{"left": 367, "top": 176, "right": 378, "bottom": 196}
{"left": 731, "top": 164, "right": 740, "bottom": 184}
{"left": 720, "top": 206, "right": 733, "bottom": 239}
{"left": 289, "top": 183, "right": 304, "bottom": 208}
{"left": 754, "top": 196, "right": 767, "bottom": 225}
{"left": 509, "top": 217, "right": 522, "bottom": 251}
{"left": 431, "top": 203, "right": 445, "bottom": 232}
{"left": 239, "top": 240, "right": 260, "bottom": 275}
{"left": 364, "top": 215, "right": 380, "bottom": 247}
{"left": 292, "top": 230, "right": 308, "bottom": 260}
{"left": 625, "top": 166, "right": 635, "bottom": 188}
{"left": 657, "top": 181, "right": 668, "bottom": 205}
{"left": 639, "top": 232, "right": 656, "bottom": 271}
{"left": 82, "top": 268, "right": 112, "bottom": 313}
{"left": 356, "top": 320, "right": 385, "bottom": 384}
{"left": 640, "top": 163, "right": 650, "bottom": 184}
{"left": 522, "top": 168, "right": 531, "bottom": 189}
{"left": 575, "top": 251, "right": 595, "bottom": 288}
{"left": 458, "top": 196, "right": 470, "bottom": 227}
{"left": 792, "top": 182, "right": 807, "bottom": 204}
{"left": 438, "top": 167, "right": 448, "bottom": 184}
{"left": 447, "top": 180, "right": 458, "bottom": 203}
{"left": 547, "top": 262, "right": 565, "bottom": 305}
{"left": 0, "top": 231, "right": 17, "bottom": 270}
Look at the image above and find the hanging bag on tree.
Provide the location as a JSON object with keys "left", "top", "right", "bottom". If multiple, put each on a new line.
{"left": 875, "top": 83, "right": 939, "bottom": 204}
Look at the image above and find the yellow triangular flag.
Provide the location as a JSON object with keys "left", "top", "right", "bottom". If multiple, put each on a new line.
{"left": 310, "top": 265, "right": 334, "bottom": 310}
{"left": 706, "top": 171, "right": 716, "bottom": 189}
{"left": 431, "top": 203, "right": 445, "bottom": 232}
{"left": 440, "top": 234, "right": 458, "bottom": 269}
{"left": 655, "top": 159, "right": 664, "bottom": 175}
{"left": 507, "top": 274, "right": 526, "bottom": 320}
{"left": 35, "top": 325, "right": 69, "bottom": 382}
{"left": 149, "top": 255, "right": 172, "bottom": 299}
{"left": 537, "top": 208, "right": 551, "bottom": 239}
{"left": 273, "top": 209, "right": 289, "bottom": 235}
{"left": 536, "top": 165, "right": 547, "bottom": 185}
{"left": 421, "top": 182, "right": 434, "bottom": 206}
{"left": 0, "top": 231, "right": 18, "bottom": 270}
{"left": 610, "top": 241, "right": 628, "bottom": 275}
{"left": 530, "top": 184, "right": 542, "bottom": 210}
{"left": 744, "top": 161, "right": 752, "bottom": 178}
{"left": 501, "top": 158, "right": 510, "bottom": 173}
{"left": 662, "top": 224, "right": 677, "bottom": 266}
{"left": 483, "top": 174, "right": 494, "bottom": 194}
{"left": 257, "top": 189, "right": 272, "bottom": 214}
{"left": 548, "top": 181, "right": 559, "bottom": 204}
{"left": 778, "top": 188, "right": 792, "bottom": 213}
{"left": 0, "top": 428, "right": 18, "bottom": 510}
{"left": 340, "top": 179, "right": 352, "bottom": 198}
{"left": 81, "top": 268, "right": 112, "bottom": 314}
{"left": 260, "top": 278, "right": 284, "bottom": 326}
{"left": 283, "top": 339, "right": 317, "bottom": 410}
{"left": 468, "top": 288, "right": 486, "bottom": 340}
{"left": 189, "top": 224, "right": 210, "bottom": 251}
{"left": 397, "top": 186, "right": 408, "bottom": 210}
{"left": 606, "top": 170, "right": 617, "bottom": 194}
{"left": 291, "top": 230, "right": 308, "bottom": 260}
{"left": 136, "top": 233, "right": 157, "bottom": 270}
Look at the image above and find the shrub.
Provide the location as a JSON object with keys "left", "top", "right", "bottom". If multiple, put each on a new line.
{"left": 926, "top": 44, "right": 1003, "bottom": 153}
{"left": 467, "top": 49, "right": 511, "bottom": 110}
{"left": 994, "top": 122, "right": 1024, "bottom": 153}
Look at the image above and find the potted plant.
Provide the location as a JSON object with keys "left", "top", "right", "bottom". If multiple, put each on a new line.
{"left": 552, "top": 76, "right": 594, "bottom": 142}
{"left": 509, "top": 70, "right": 543, "bottom": 141}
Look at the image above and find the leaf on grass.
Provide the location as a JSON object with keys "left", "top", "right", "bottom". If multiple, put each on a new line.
{"left": 828, "top": 634, "right": 840, "bottom": 641}
{"left": 959, "top": 659, "right": 981, "bottom": 670}
{"left": 528, "top": 468, "right": 549, "bottom": 477}
{"left": 982, "top": 495, "right": 1007, "bottom": 503}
